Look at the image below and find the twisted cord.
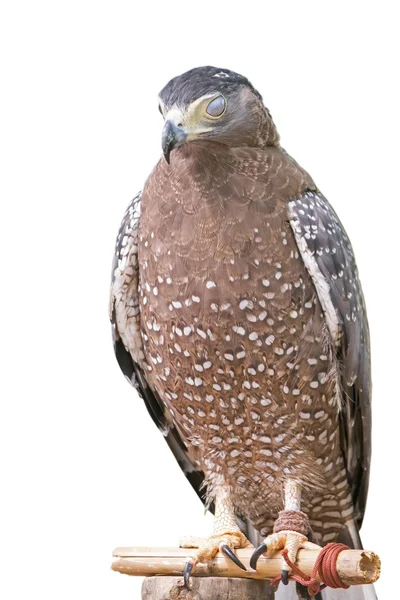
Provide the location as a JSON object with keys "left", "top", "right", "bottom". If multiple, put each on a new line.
{"left": 270, "top": 542, "right": 351, "bottom": 595}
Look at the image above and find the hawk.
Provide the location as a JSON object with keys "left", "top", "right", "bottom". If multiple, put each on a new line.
{"left": 110, "top": 67, "right": 372, "bottom": 599}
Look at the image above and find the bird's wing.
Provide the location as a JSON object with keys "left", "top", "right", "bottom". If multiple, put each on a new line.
{"left": 109, "top": 193, "right": 207, "bottom": 506}
{"left": 288, "top": 190, "right": 371, "bottom": 532}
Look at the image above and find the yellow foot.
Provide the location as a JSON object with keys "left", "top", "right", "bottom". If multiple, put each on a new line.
{"left": 250, "top": 530, "right": 321, "bottom": 585}
{"left": 180, "top": 530, "right": 251, "bottom": 586}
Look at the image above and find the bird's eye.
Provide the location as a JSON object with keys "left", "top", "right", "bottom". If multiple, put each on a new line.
{"left": 206, "top": 96, "right": 226, "bottom": 118}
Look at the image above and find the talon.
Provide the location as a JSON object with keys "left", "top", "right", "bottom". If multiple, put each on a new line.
{"left": 183, "top": 560, "right": 193, "bottom": 587}
{"left": 220, "top": 544, "right": 247, "bottom": 571}
{"left": 180, "top": 526, "right": 250, "bottom": 577}
{"left": 249, "top": 542, "right": 267, "bottom": 570}
{"left": 281, "top": 569, "right": 289, "bottom": 585}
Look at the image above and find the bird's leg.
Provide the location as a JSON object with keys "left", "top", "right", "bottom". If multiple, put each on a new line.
{"left": 250, "top": 480, "right": 321, "bottom": 584}
{"left": 180, "top": 487, "right": 251, "bottom": 586}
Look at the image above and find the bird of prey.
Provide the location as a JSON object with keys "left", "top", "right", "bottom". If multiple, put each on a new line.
{"left": 110, "top": 66, "right": 373, "bottom": 599}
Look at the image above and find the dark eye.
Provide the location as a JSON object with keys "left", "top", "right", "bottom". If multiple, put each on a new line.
{"left": 206, "top": 95, "right": 226, "bottom": 117}
{"left": 158, "top": 103, "right": 163, "bottom": 116}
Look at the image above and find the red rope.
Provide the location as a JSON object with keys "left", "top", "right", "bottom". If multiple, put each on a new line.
{"left": 270, "top": 542, "right": 351, "bottom": 595}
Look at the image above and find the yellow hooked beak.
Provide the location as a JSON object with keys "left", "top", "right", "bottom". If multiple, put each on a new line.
{"left": 161, "top": 102, "right": 213, "bottom": 163}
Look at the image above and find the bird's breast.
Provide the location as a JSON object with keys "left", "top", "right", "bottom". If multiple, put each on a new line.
{"left": 137, "top": 145, "right": 340, "bottom": 494}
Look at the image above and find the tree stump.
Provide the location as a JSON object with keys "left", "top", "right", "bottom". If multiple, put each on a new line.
{"left": 141, "top": 576, "right": 275, "bottom": 599}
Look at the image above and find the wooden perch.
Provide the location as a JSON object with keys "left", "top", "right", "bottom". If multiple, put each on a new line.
{"left": 112, "top": 546, "right": 380, "bottom": 587}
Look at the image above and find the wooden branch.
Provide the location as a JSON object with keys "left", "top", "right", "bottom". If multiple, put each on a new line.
{"left": 112, "top": 546, "right": 380, "bottom": 587}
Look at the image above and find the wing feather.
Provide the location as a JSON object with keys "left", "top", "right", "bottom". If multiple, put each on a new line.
{"left": 110, "top": 193, "right": 207, "bottom": 506}
{"left": 288, "top": 190, "right": 371, "bottom": 528}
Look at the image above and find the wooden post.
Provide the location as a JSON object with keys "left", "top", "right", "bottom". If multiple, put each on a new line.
{"left": 141, "top": 576, "right": 274, "bottom": 599}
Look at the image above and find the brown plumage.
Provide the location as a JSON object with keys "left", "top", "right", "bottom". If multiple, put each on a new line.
{"left": 110, "top": 67, "right": 372, "bottom": 598}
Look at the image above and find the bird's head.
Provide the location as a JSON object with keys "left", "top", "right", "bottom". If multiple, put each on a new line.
{"left": 158, "top": 66, "right": 279, "bottom": 163}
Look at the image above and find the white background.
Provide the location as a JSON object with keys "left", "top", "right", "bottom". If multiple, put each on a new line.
{"left": 1, "top": 1, "right": 398, "bottom": 598}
